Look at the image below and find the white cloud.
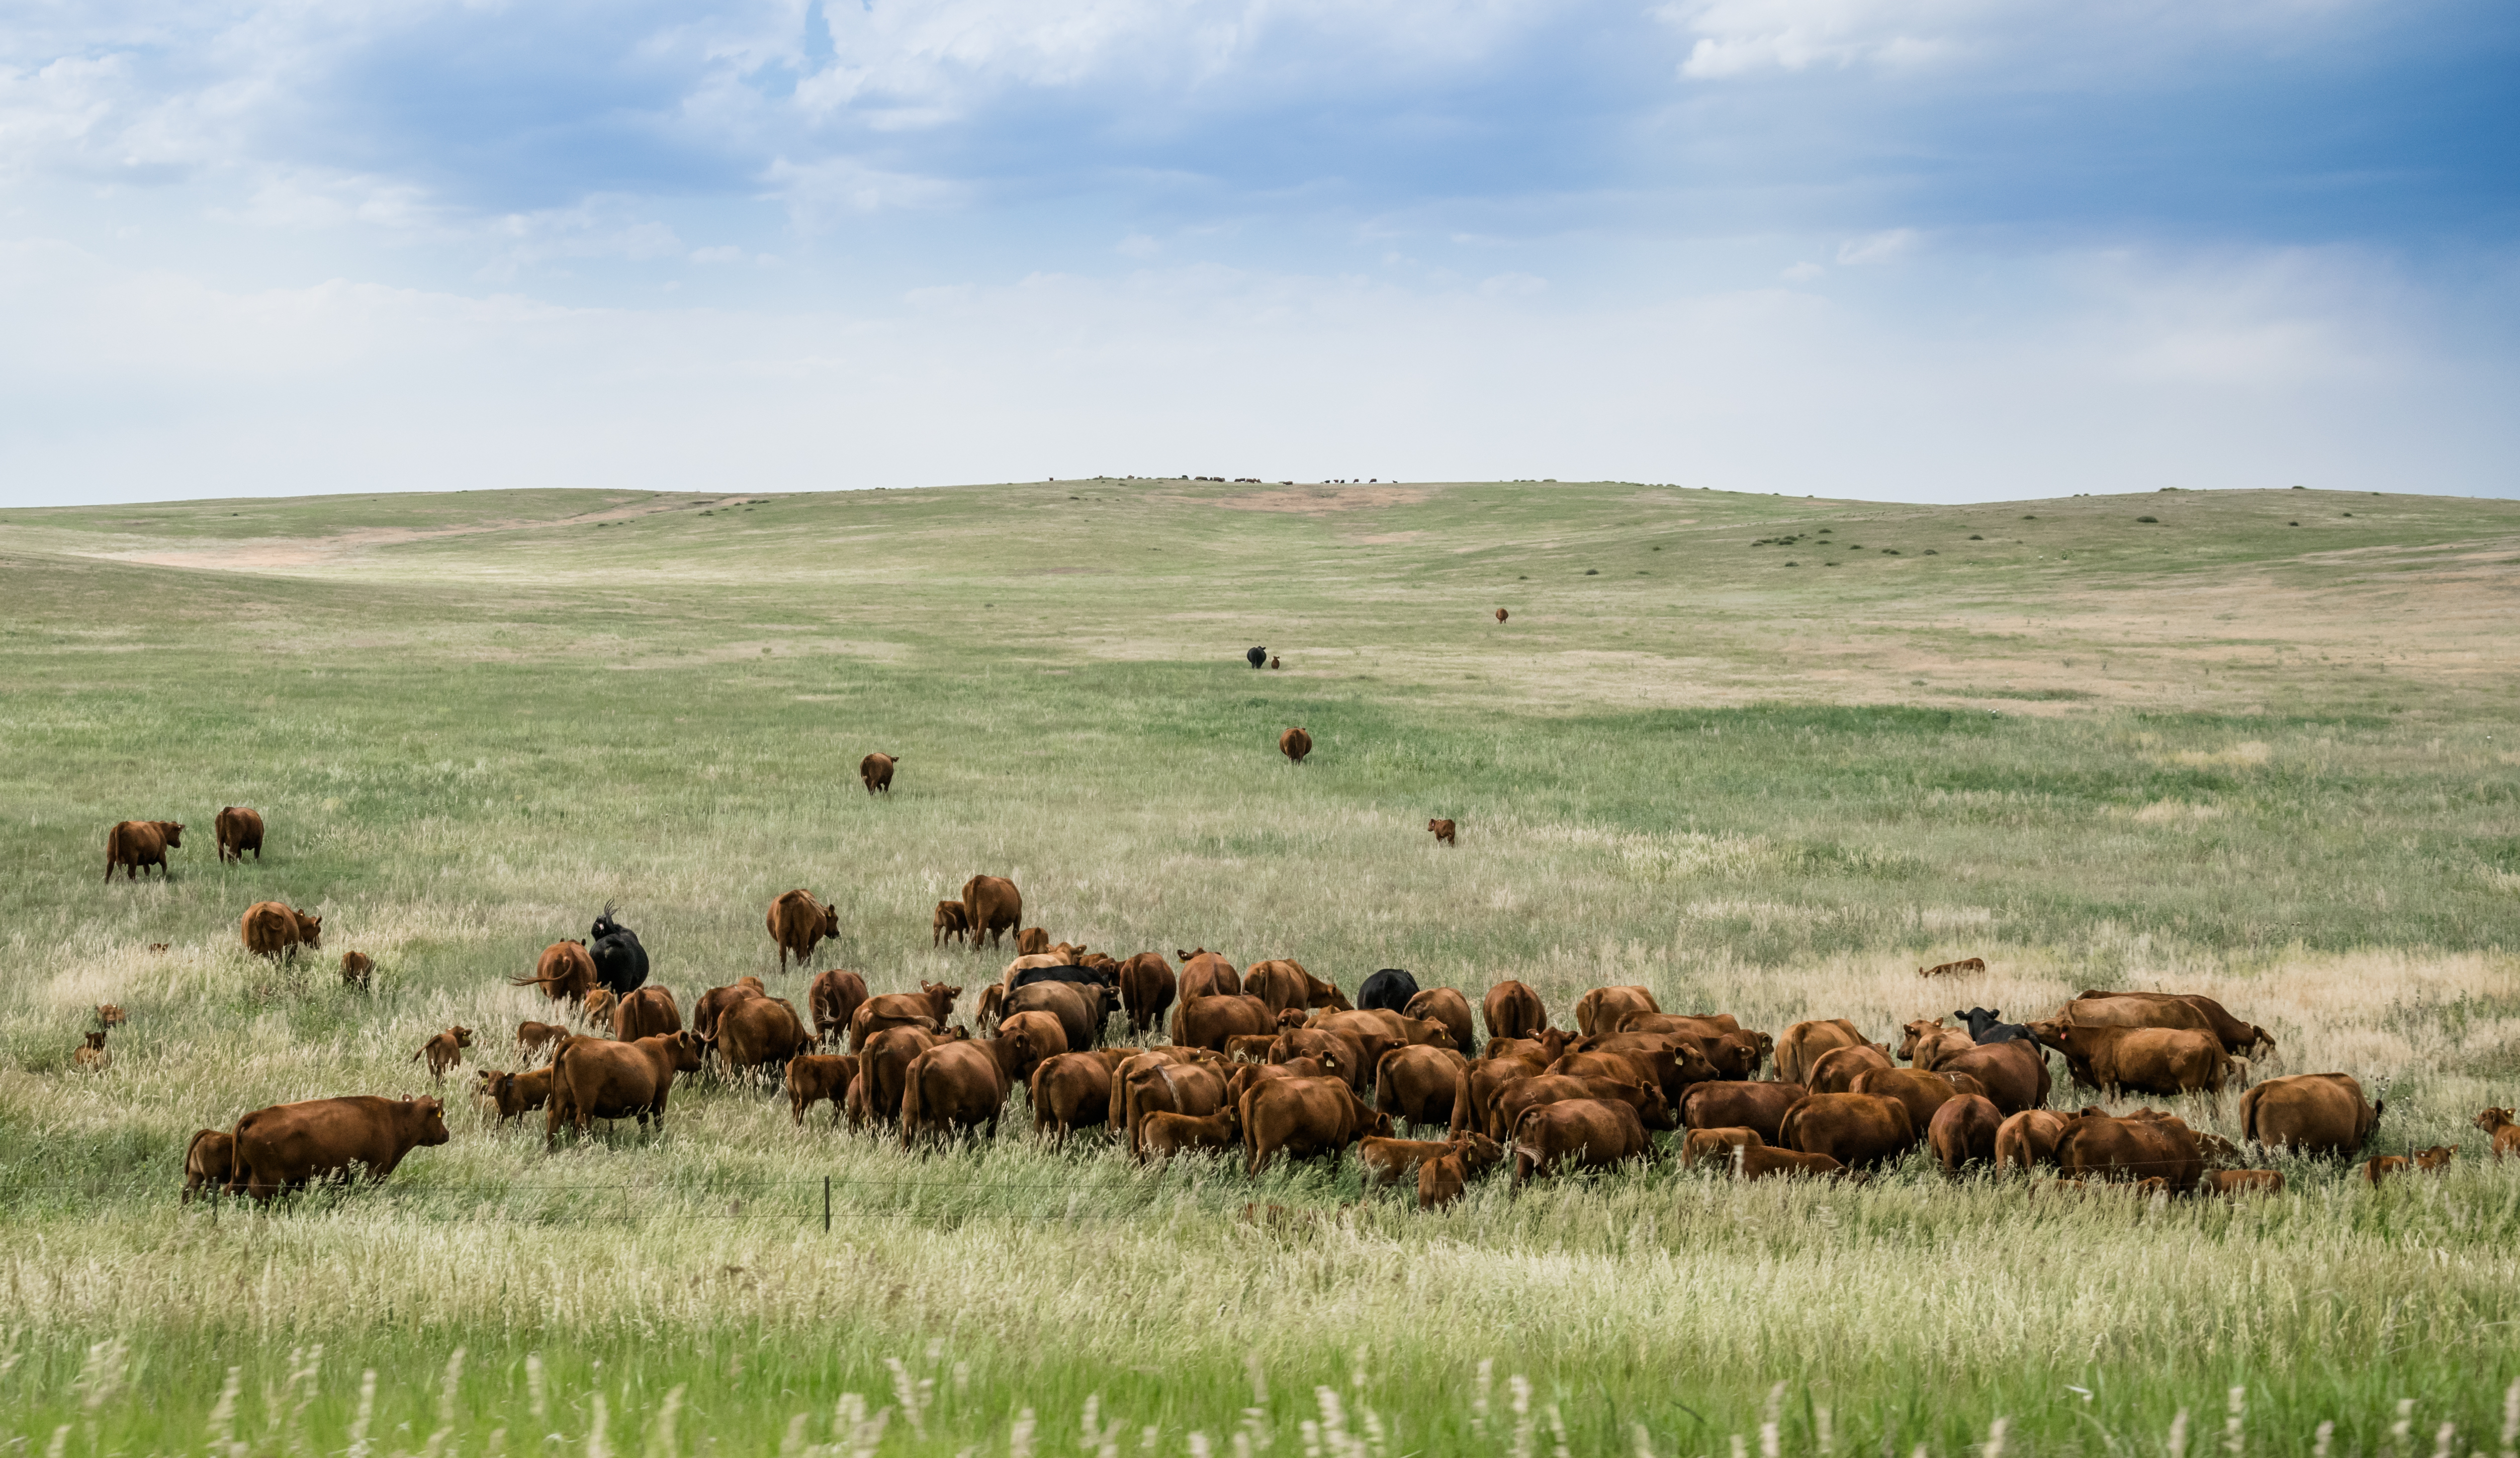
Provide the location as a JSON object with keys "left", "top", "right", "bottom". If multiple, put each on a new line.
{"left": 1837, "top": 228, "right": 1917, "bottom": 265}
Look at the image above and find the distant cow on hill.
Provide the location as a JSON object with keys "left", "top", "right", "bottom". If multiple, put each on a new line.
{"left": 214, "top": 807, "right": 264, "bottom": 864}
{"left": 104, "top": 821, "right": 183, "bottom": 882}
{"left": 241, "top": 901, "right": 322, "bottom": 960}
{"left": 1280, "top": 727, "right": 1312, "bottom": 764}
{"left": 766, "top": 889, "right": 840, "bottom": 972}
{"left": 859, "top": 753, "right": 897, "bottom": 794}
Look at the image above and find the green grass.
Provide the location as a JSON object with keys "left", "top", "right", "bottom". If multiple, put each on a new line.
{"left": 2, "top": 479, "right": 2518, "bottom": 1454}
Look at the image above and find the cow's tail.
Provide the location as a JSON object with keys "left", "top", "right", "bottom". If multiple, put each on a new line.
{"left": 899, "top": 1055, "right": 929, "bottom": 1147}
{"left": 1777, "top": 1103, "right": 1807, "bottom": 1154}
{"left": 2237, "top": 1082, "right": 2264, "bottom": 1145}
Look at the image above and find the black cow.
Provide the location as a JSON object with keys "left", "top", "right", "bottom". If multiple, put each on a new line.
{"left": 1957, "top": 1007, "right": 2039, "bottom": 1047}
{"left": 1358, "top": 968, "right": 1419, "bottom": 1013}
{"left": 1008, "top": 964, "right": 1120, "bottom": 994}
{"left": 1246, "top": 646, "right": 1268, "bottom": 669}
{"left": 589, "top": 905, "right": 650, "bottom": 996}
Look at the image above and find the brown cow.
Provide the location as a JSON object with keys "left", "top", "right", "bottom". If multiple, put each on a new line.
{"left": 1574, "top": 986, "right": 1659, "bottom": 1037}
{"left": 785, "top": 1053, "right": 858, "bottom": 1126}
{"left": 512, "top": 940, "right": 597, "bottom": 1003}
{"left": 1739, "top": 1146, "right": 1848, "bottom": 1181}
{"left": 850, "top": 982, "right": 961, "bottom": 1050}
{"left": 1994, "top": 1109, "right": 2076, "bottom": 1170}
{"left": 1138, "top": 1106, "right": 1242, "bottom": 1160}
{"left": 1177, "top": 993, "right": 1277, "bottom": 1052}
{"left": 766, "top": 889, "right": 840, "bottom": 973}
{"left": 1362, "top": 1132, "right": 1499, "bottom": 1189}
{"left": 2031, "top": 1023, "right": 2230, "bottom": 1109}
{"left": 961, "top": 876, "right": 1024, "bottom": 949}
{"left": 1246, "top": 960, "right": 1349, "bottom": 1016}
{"left": 104, "top": 821, "right": 183, "bottom": 882}
{"left": 2056, "top": 1113, "right": 2202, "bottom": 1192}
{"left": 1807, "top": 1044, "right": 1895, "bottom": 1095}
{"left": 240, "top": 901, "right": 322, "bottom": 960}
{"left": 1031, "top": 1052, "right": 1122, "bottom": 1141}
{"left": 2476, "top": 1108, "right": 2520, "bottom": 1159}
{"left": 339, "top": 951, "right": 375, "bottom": 991}
{"left": 1241, "top": 1075, "right": 1386, "bottom": 1176}
{"left": 2367, "top": 1145, "right": 2456, "bottom": 1183}
{"left": 1778, "top": 1092, "right": 1917, "bottom": 1168}
{"left": 1417, "top": 1144, "right": 1487, "bottom": 1209}
{"left": 73, "top": 1030, "right": 111, "bottom": 1072}
{"left": 931, "top": 901, "right": 972, "bottom": 948}
{"left": 1428, "top": 818, "right": 1457, "bottom": 846}
{"left": 475, "top": 1066, "right": 555, "bottom": 1126}
{"left": 546, "top": 1033, "right": 704, "bottom": 1146}
{"left": 1929, "top": 1039, "right": 2052, "bottom": 1118}
{"left": 1377, "top": 1046, "right": 1469, "bottom": 1132}
{"left": 1775, "top": 1019, "right": 1868, "bottom": 1085}
{"left": 996, "top": 1010, "right": 1069, "bottom": 1083}
{"left": 1230, "top": 1056, "right": 1330, "bottom": 1112}
{"left": 712, "top": 996, "right": 813, "bottom": 1079}
{"left": 1918, "top": 957, "right": 1986, "bottom": 978}
{"left": 1482, "top": 981, "right": 1548, "bottom": 1042}
{"left": 693, "top": 977, "right": 767, "bottom": 1039}
{"left": 857, "top": 1025, "right": 947, "bottom": 1126}
{"left": 2203, "top": 1168, "right": 2285, "bottom": 1195}
{"left": 2239, "top": 1072, "right": 2381, "bottom": 1156}
{"left": 1510, "top": 1099, "right": 1651, "bottom": 1187}
{"left": 1176, "top": 949, "right": 1241, "bottom": 1001}
{"left": 1898, "top": 1019, "right": 1975, "bottom": 1070}
{"left": 859, "top": 752, "right": 897, "bottom": 794}
{"left": 1225, "top": 1033, "right": 1280, "bottom": 1062}
{"left": 1681, "top": 1082, "right": 1810, "bottom": 1145}
{"left": 1120, "top": 952, "right": 1177, "bottom": 1039}
{"left": 1557, "top": 1036, "right": 1719, "bottom": 1110}
{"left": 411, "top": 1026, "right": 473, "bottom": 1082}
{"left": 1402, "top": 987, "right": 1475, "bottom": 1053}
{"left": 1121, "top": 1055, "right": 1235, "bottom": 1158}
{"left": 808, "top": 969, "right": 869, "bottom": 1045}
{"left": 1681, "top": 1126, "right": 1764, "bottom": 1168}
{"left": 226, "top": 1095, "right": 451, "bottom": 1201}
{"left": 1279, "top": 727, "right": 1312, "bottom": 764}
{"left": 579, "top": 988, "right": 617, "bottom": 1030}
{"left": 1005, "top": 980, "right": 1112, "bottom": 1052}
{"left": 1491, "top": 1073, "right": 1671, "bottom": 1139}
{"left": 613, "top": 986, "right": 683, "bottom": 1043}
{"left": 1016, "top": 927, "right": 1050, "bottom": 956}
{"left": 2071, "top": 990, "right": 2273, "bottom": 1058}
{"left": 213, "top": 806, "right": 264, "bottom": 864}
{"left": 182, "top": 1129, "right": 233, "bottom": 1202}
{"left": 1928, "top": 1094, "right": 2003, "bottom": 1173}
{"left": 1851, "top": 1066, "right": 1964, "bottom": 1134}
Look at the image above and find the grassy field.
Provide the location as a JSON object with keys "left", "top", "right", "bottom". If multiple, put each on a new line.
{"left": 2, "top": 478, "right": 2517, "bottom": 1455}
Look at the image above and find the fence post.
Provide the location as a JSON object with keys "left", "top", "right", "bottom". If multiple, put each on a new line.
{"left": 823, "top": 1175, "right": 832, "bottom": 1233}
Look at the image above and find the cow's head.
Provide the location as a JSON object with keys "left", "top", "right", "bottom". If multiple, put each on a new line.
{"left": 1275, "top": 1008, "right": 1307, "bottom": 1031}
{"left": 1896, "top": 1019, "right": 1942, "bottom": 1062}
{"left": 450, "top": 1026, "right": 473, "bottom": 1046}
{"left": 160, "top": 822, "right": 186, "bottom": 845}
{"left": 1420, "top": 1024, "right": 1456, "bottom": 1051}
{"left": 2477, "top": 1108, "right": 2516, "bottom": 1133}
{"left": 297, "top": 913, "right": 324, "bottom": 947}
{"left": 413, "top": 1097, "right": 452, "bottom": 1145}
{"left": 920, "top": 981, "right": 963, "bottom": 1015}
{"left": 667, "top": 1030, "right": 706, "bottom": 1071}
{"left": 816, "top": 901, "right": 840, "bottom": 935}
{"left": 2025, "top": 1019, "right": 2069, "bottom": 1051}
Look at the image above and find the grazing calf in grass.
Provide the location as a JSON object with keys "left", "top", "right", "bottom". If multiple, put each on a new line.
{"left": 1681, "top": 1127, "right": 1763, "bottom": 1168}
{"left": 1279, "top": 727, "right": 1312, "bottom": 764}
{"left": 183, "top": 1130, "right": 233, "bottom": 1202}
{"left": 1428, "top": 818, "right": 1456, "bottom": 846}
{"left": 2474, "top": 1108, "right": 2520, "bottom": 1159}
{"left": 1919, "top": 957, "right": 1986, "bottom": 978}
{"left": 476, "top": 1067, "right": 554, "bottom": 1126}
{"left": 215, "top": 806, "right": 263, "bottom": 864}
{"left": 859, "top": 752, "right": 896, "bottom": 794}
{"left": 104, "top": 820, "right": 183, "bottom": 882}
{"left": 1139, "top": 1107, "right": 1241, "bottom": 1160}
{"left": 516, "top": 1021, "right": 567, "bottom": 1061}
{"left": 785, "top": 1053, "right": 858, "bottom": 1126}
{"left": 932, "top": 901, "right": 971, "bottom": 948}
{"left": 1738, "top": 1145, "right": 1846, "bottom": 1180}
{"left": 1362, "top": 1132, "right": 1500, "bottom": 1190}
{"left": 339, "top": 952, "right": 374, "bottom": 991}
{"left": 579, "top": 988, "right": 616, "bottom": 1030}
{"left": 2204, "top": 1168, "right": 2284, "bottom": 1196}
{"left": 240, "top": 901, "right": 321, "bottom": 960}
{"left": 74, "top": 1029, "right": 111, "bottom": 1071}
{"left": 413, "top": 1026, "right": 473, "bottom": 1082}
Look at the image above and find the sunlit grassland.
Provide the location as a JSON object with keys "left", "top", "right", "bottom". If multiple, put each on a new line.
{"left": 1, "top": 479, "right": 2517, "bottom": 1453}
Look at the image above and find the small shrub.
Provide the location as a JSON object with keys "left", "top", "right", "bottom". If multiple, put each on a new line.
{"left": 1968, "top": 534, "right": 1983, "bottom": 540}
{"left": 2137, "top": 516, "right": 2158, "bottom": 523}
{"left": 1584, "top": 569, "right": 1598, "bottom": 575}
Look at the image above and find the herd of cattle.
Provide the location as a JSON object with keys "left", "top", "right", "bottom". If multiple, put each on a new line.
{"left": 160, "top": 871, "right": 2519, "bottom": 1210}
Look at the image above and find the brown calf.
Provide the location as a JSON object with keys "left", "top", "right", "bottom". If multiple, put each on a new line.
{"left": 412, "top": 1026, "right": 474, "bottom": 1081}
{"left": 1428, "top": 818, "right": 1457, "bottom": 846}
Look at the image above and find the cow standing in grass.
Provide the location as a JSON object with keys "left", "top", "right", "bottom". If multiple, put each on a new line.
{"left": 104, "top": 821, "right": 183, "bottom": 882}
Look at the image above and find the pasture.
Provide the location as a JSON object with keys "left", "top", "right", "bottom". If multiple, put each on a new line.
{"left": 2, "top": 479, "right": 2518, "bottom": 1455}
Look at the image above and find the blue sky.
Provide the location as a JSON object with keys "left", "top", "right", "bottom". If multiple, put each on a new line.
{"left": 4, "top": 0, "right": 2516, "bottom": 505}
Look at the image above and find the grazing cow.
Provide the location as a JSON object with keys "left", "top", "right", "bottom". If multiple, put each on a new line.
{"left": 1240, "top": 1075, "right": 1387, "bottom": 1176}
{"left": 1005, "top": 980, "right": 1111, "bottom": 1052}
{"left": 2239, "top": 1072, "right": 2382, "bottom": 1157}
{"left": 960, "top": 876, "right": 1024, "bottom": 950}
{"left": 1377, "top": 1046, "right": 1470, "bottom": 1132}
{"left": 1918, "top": 957, "right": 1986, "bottom": 978}
{"left": 803, "top": 969, "right": 868, "bottom": 1047}
{"left": 1994, "top": 1110, "right": 2077, "bottom": 1170}
{"left": 1279, "top": 727, "right": 1313, "bottom": 764}
{"left": 1681, "top": 1082, "right": 1810, "bottom": 1146}
{"left": 1017, "top": 928, "right": 1050, "bottom": 956}
{"left": 2030, "top": 1023, "right": 2230, "bottom": 1109}
{"left": 411, "top": 1026, "right": 473, "bottom": 1082}
{"left": 1270, "top": 656, "right": 1281, "bottom": 670}
{"left": 766, "top": 890, "right": 840, "bottom": 973}
{"left": 613, "top": 986, "right": 683, "bottom": 1043}
{"left": 1230, "top": 1057, "right": 1329, "bottom": 1108}
{"left": 1807, "top": 1044, "right": 1895, "bottom": 1095}
{"left": 711, "top": 997, "right": 813, "bottom": 1080}
{"left": 1177, "top": 993, "right": 1278, "bottom": 1052}
{"left": 1491, "top": 1073, "right": 1672, "bottom": 1139}
{"left": 1955, "top": 1008, "right": 2039, "bottom": 1047}
{"left": 1494, "top": 607, "right": 1509, "bottom": 623}
{"left": 579, "top": 988, "right": 617, "bottom": 1030}
{"left": 1574, "top": 986, "right": 1659, "bottom": 1037}
{"left": 1247, "top": 646, "right": 1268, "bottom": 669}
{"left": 2056, "top": 1113, "right": 2203, "bottom": 1192}
{"left": 1031, "top": 1052, "right": 1123, "bottom": 1141}
{"left": 995, "top": 1011, "right": 1069, "bottom": 1083}
{"left": 858, "top": 1026, "right": 950, "bottom": 1126}
{"left": 1482, "top": 981, "right": 1548, "bottom": 1042}
{"left": 339, "top": 951, "right": 375, "bottom": 991}
{"left": 1119, "top": 952, "right": 1177, "bottom": 1039}
{"left": 1246, "top": 960, "right": 1348, "bottom": 1016}
{"left": 214, "top": 807, "right": 264, "bottom": 864}
{"left": 932, "top": 901, "right": 972, "bottom": 948}
{"left": 512, "top": 941, "right": 598, "bottom": 1003}
{"left": 586, "top": 907, "right": 649, "bottom": 996}
{"left": 1558, "top": 1035, "right": 1720, "bottom": 1110}
{"left": 1427, "top": 819, "right": 1457, "bottom": 847}
{"left": 182, "top": 1129, "right": 234, "bottom": 1202}
{"left": 1740, "top": 1146, "right": 1848, "bottom": 1180}
{"left": 546, "top": 1032, "right": 705, "bottom": 1147}
{"left": 1362, "top": 1132, "right": 1500, "bottom": 1190}
{"left": 1453, "top": 1057, "right": 1537, "bottom": 1141}
{"left": 1226, "top": 1033, "right": 1280, "bottom": 1062}
{"left": 104, "top": 821, "right": 184, "bottom": 882}
{"left": 1898, "top": 1019, "right": 1976, "bottom": 1070}
{"left": 1139, "top": 1107, "right": 1242, "bottom": 1160}
{"left": 1682, "top": 1127, "right": 1765, "bottom": 1168}
{"left": 1850, "top": 1066, "right": 1965, "bottom": 1134}
{"left": 476, "top": 1067, "right": 555, "bottom": 1126}
{"left": 1779, "top": 1092, "right": 1918, "bottom": 1168}
{"left": 240, "top": 901, "right": 322, "bottom": 960}
{"left": 1416, "top": 1145, "right": 1478, "bottom": 1209}
{"left": 1928, "top": 1094, "right": 2003, "bottom": 1172}
{"left": 2204, "top": 1168, "right": 2285, "bottom": 1195}
{"left": 1511, "top": 1099, "right": 1652, "bottom": 1187}
{"left": 849, "top": 982, "right": 962, "bottom": 1050}
{"left": 1119, "top": 1055, "right": 1235, "bottom": 1158}
{"left": 1775, "top": 1020, "right": 1868, "bottom": 1085}
{"left": 785, "top": 1054, "right": 858, "bottom": 1126}
{"left": 1176, "top": 949, "right": 1241, "bottom": 1002}
{"left": 94, "top": 1004, "right": 125, "bottom": 1029}
{"left": 73, "top": 1030, "right": 111, "bottom": 1071}
{"left": 1609, "top": 1018, "right": 1761, "bottom": 1080}
{"left": 227, "top": 1095, "right": 452, "bottom": 1202}
{"left": 1007, "top": 963, "right": 1121, "bottom": 1001}
{"left": 1273, "top": 1025, "right": 1369, "bottom": 1086}
{"left": 693, "top": 977, "right": 766, "bottom": 1039}
{"left": 1929, "top": 1039, "right": 2051, "bottom": 1117}
{"left": 859, "top": 753, "right": 897, "bottom": 794}
{"left": 1357, "top": 968, "right": 1420, "bottom": 1013}
{"left": 2476, "top": 1108, "right": 2520, "bottom": 1159}
{"left": 2071, "top": 990, "right": 2273, "bottom": 1058}
{"left": 1401, "top": 987, "right": 1475, "bottom": 1054}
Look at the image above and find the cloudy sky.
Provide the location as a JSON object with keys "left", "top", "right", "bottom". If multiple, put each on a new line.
{"left": 4, "top": 0, "right": 2516, "bottom": 505}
